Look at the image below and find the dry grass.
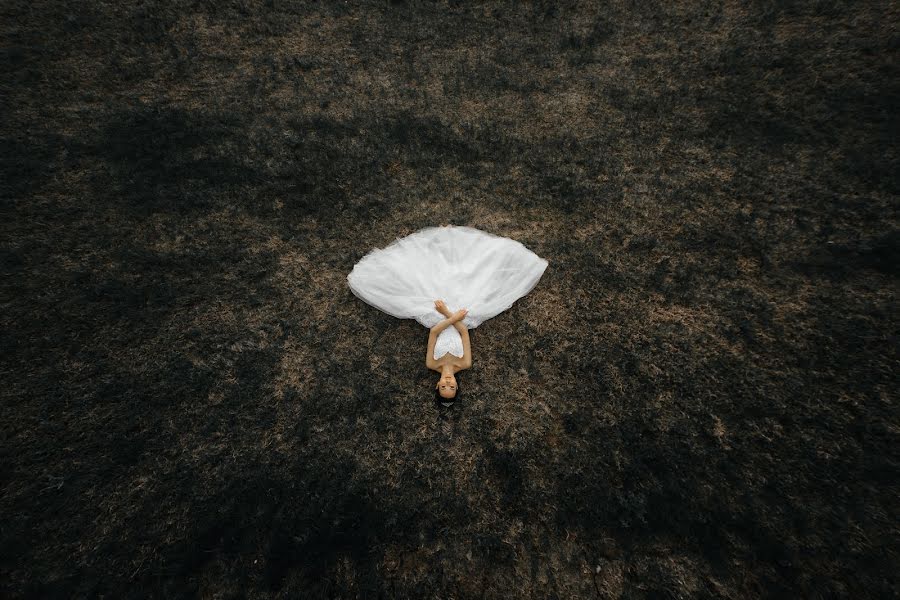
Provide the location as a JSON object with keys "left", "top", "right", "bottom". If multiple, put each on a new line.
{"left": 2, "top": 1, "right": 898, "bottom": 598}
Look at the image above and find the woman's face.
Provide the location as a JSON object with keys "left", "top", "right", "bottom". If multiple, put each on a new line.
{"left": 437, "top": 373, "right": 457, "bottom": 398}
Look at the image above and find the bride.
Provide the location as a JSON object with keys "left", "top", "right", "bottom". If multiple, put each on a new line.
{"left": 347, "top": 225, "right": 548, "bottom": 405}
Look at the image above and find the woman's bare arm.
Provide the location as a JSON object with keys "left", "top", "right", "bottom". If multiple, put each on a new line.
{"left": 425, "top": 329, "right": 439, "bottom": 370}
{"left": 430, "top": 316, "right": 455, "bottom": 336}
{"left": 457, "top": 324, "right": 472, "bottom": 369}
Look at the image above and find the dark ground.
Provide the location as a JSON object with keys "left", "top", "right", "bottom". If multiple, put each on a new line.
{"left": 2, "top": 1, "right": 898, "bottom": 598}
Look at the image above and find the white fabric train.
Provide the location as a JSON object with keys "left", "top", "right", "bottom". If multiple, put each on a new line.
{"left": 347, "top": 225, "right": 549, "bottom": 360}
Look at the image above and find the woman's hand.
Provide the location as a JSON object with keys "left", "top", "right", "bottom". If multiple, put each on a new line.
{"left": 451, "top": 308, "right": 468, "bottom": 322}
{"left": 434, "top": 299, "right": 452, "bottom": 317}
{"left": 435, "top": 300, "right": 467, "bottom": 323}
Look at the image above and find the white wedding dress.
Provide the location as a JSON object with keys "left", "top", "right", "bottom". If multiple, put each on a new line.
{"left": 347, "top": 225, "right": 549, "bottom": 359}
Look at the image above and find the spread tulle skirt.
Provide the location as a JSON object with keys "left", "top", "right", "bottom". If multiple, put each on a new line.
{"left": 347, "top": 225, "right": 549, "bottom": 359}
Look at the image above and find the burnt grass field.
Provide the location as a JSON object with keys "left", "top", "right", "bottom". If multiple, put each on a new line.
{"left": 2, "top": 1, "right": 898, "bottom": 598}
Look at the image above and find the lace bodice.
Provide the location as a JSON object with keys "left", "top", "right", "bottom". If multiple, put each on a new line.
{"left": 433, "top": 325, "right": 465, "bottom": 359}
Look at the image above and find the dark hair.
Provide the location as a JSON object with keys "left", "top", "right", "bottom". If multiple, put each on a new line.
{"left": 435, "top": 377, "right": 460, "bottom": 404}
